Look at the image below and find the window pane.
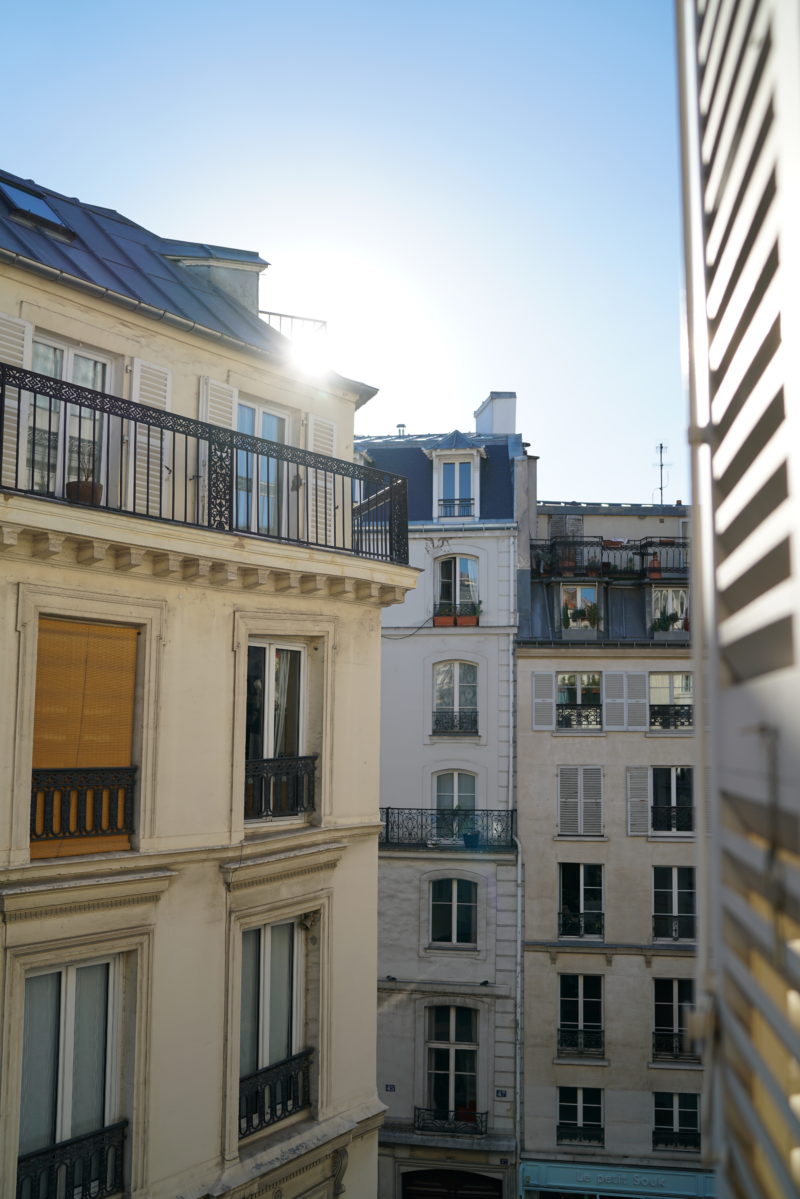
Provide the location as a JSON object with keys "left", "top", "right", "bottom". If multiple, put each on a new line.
{"left": 431, "top": 899, "right": 453, "bottom": 942}
{"left": 20, "top": 973, "right": 60, "bottom": 1154}
{"left": 434, "top": 663, "right": 454, "bottom": 710}
{"left": 240, "top": 930, "right": 260, "bottom": 1077}
{"left": 557, "top": 673, "right": 577, "bottom": 704}
{"left": 676, "top": 768, "right": 693, "bottom": 807}
{"left": 246, "top": 647, "right": 267, "bottom": 759}
{"left": 439, "top": 558, "right": 454, "bottom": 603}
{"left": 72, "top": 355, "right": 107, "bottom": 392}
{"left": 71, "top": 964, "right": 109, "bottom": 1138}
{"left": 455, "top": 893, "right": 476, "bottom": 943}
{"left": 442, "top": 462, "right": 455, "bottom": 500}
{"left": 268, "top": 923, "right": 294, "bottom": 1065}
{"left": 456, "top": 774, "right": 476, "bottom": 808}
{"left": 458, "top": 558, "right": 478, "bottom": 604}
{"left": 436, "top": 773, "right": 455, "bottom": 809}
{"left": 560, "top": 864, "right": 580, "bottom": 911}
{"left": 679, "top": 1094, "right": 699, "bottom": 1127}
{"left": 429, "top": 1006, "right": 450, "bottom": 1042}
{"left": 260, "top": 412, "right": 286, "bottom": 444}
{"left": 581, "top": 674, "right": 601, "bottom": 705}
{"left": 273, "top": 648, "right": 301, "bottom": 757}
{"left": 458, "top": 461, "right": 471, "bottom": 498}
{"left": 454, "top": 1007, "right": 476, "bottom": 1042}
{"left": 650, "top": 673, "right": 670, "bottom": 704}
{"left": 33, "top": 342, "right": 65, "bottom": 379}
{"left": 675, "top": 673, "right": 694, "bottom": 702}
{"left": 653, "top": 767, "right": 672, "bottom": 807}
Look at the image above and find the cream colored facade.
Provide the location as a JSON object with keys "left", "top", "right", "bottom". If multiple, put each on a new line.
{"left": 0, "top": 190, "right": 415, "bottom": 1199}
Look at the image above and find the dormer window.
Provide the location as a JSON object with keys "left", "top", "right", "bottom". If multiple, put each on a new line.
{"left": 440, "top": 461, "right": 473, "bottom": 517}
{"left": 430, "top": 446, "right": 481, "bottom": 521}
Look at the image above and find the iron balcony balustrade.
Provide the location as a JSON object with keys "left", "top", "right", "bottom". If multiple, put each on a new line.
{"left": 557, "top": 1027, "right": 605, "bottom": 1057}
{"left": 653, "top": 913, "right": 696, "bottom": 941}
{"left": 556, "top": 703, "right": 602, "bottom": 730}
{"left": 649, "top": 704, "right": 694, "bottom": 730}
{"left": 239, "top": 1048, "right": 313, "bottom": 1139}
{"left": 652, "top": 1128, "right": 701, "bottom": 1152}
{"left": 652, "top": 1031, "right": 701, "bottom": 1062}
{"left": 531, "top": 536, "right": 689, "bottom": 579}
{"left": 17, "top": 1120, "right": 127, "bottom": 1199}
{"left": 558, "top": 911, "right": 604, "bottom": 939}
{"left": 651, "top": 805, "right": 694, "bottom": 834}
{"left": 432, "top": 709, "right": 478, "bottom": 735}
{"left": 30, "top": 767, "right": 136, "bottom": 847}
{"left": 380, "top": 807, "right": 515, "bottom": 851}
{"left": 556, "top": 1123, "right": 604, "bottom": 1146}
{"left": 244, "top": 755, "right": 317, "bottom": 821}
{"left": 438, "top": 498, "right": 474, "bottom": 518}
{"left": 0, "top": 361, "right": 409, "bottom": 565}
{"left": 414, "top": 1107, "right": 488, "bottom": 1136}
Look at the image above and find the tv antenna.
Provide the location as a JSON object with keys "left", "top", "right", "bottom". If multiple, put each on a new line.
{"left": 654, "top": 443, "right": 671, "bottom": 504}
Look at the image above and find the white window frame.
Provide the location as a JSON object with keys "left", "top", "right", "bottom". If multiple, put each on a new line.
{"left": 431, "top": 450, "right": 481, "bottom": 521}
{"left": 558, "top": 863, "right": 604, "bottom": 938}
{"left": 627, "top": 767, "right": 694, "bottom": 837}
{"left": 558, "top": 1085, "right": 603, "bottom": 1130}
{"left": 245, "top": 641, "right": 307, "bottom": 761}
{"left": 433, "top": 770, "right": 477, "bottom": 812}
{"left": 560, "top": 583, "right": 600, "bottom": 629}
{"left": 653, "top": 866, "right": 696, "bottom": 941}
{"left": 425, "top": 1005, "right": 479, "bottom": 1114}
{"left": 557, "top": 766, "right": 603, "bottom": 836}
{"left": 435, "top": 555, "right": 479, "bottom": 613}
{"left": 235, "top": 397, "right": 291, "bottom": 536}
{"left": 432, "top": 660, "right": 479, "bottom": 735}
{"left": 239, "top": 920, "right": 304, "bottom": 1078}
{"left": 558, "top": 974, "right": 603, "bottom": 1051}
{"left": 429, "top": 878, "right": 478, "bottom": 947}
{"left": 653, "top": 1091, "right": 700, "bottom": 1133}
{"left": 651, "top": 586, "right": 690, "bottom": 629}
{"left": 654, "top": 978, "right": 694, "bottom": 1035}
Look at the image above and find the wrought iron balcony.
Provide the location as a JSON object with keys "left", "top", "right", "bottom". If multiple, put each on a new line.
{"left": 531, "top": 536, "right": 688, "bottom": 579}
{"left": 30, "top": 767, "right": 136, "bottom": 846}
{"left": 17, "top": 1119, "right": 127, "bottom": 1199}
{"left": 557, "top": 1027, "right": 605, "bottom": 1057}
{"left": 652, "top": 1031, "right": 701, "bottom": 1061}
{"left": 650, "top": 704, "right": 694, "bottom": 730}
{"left": 559, "top": 911, "right": 604, "bottom": 938}
{"left": 0, "top": 361, "right": 408, "bottom": 565}
{"left": 438, "top": 498, "right": 474, "bottom": 518}
{"left": 244, "top": 755, "right": 317, "bottom": 820}
{"left": 653, "top": 913, "right": 696, "bottom": 940}
{"left": 651, "top": 805, "right": 694, "bottom": 834}
{"left": 432, "top": 709, "right": 478, "bottom": 735}
{"left": 652, "top": 1128, "right": 701, "bottom": 1152}
{"left": 414, "top": 1107, "right": 487, "bottom": 1135}
{"left": 556, "top": 703, "right": 602, "bottom": 729}
{"left": 557, "top": 1123, "right": 604, "bottom": 1146}
{"left": 380, "top": 807, "right": 515, "bottom": 851}
{"left": 239, "top": 1048, "right": 313, "bottom": 1139}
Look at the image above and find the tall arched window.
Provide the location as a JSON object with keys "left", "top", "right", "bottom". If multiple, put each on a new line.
{"left": 433, "top": 662, "right": 478, "bottom": 734}
{"left": 436, "top": 556, "right": 479, "bottom": 617}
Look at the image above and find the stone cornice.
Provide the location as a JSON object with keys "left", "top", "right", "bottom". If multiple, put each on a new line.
{"left": 0, "top": 868, "right": 174, "bottom": 922}
{"left": 221, "top": 843, "right": 346, "bottom": 892}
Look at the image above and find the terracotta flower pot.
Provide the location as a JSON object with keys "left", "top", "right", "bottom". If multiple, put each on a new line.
{"left": 65, "top": 480, "right": 104, "bottom": 505}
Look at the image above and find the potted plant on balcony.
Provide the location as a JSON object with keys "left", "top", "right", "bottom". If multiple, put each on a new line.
{"left": 65, "top": 440, "right": 103, "bottom": 505}
{"left": 585, "top": 602, "right": 601, "bottom": 630}
{"left": 456, "top": 601, "right": 481, "bottom": 627}
{"left": 559, "top": 540, "right": 577, "bottom": 576}
{"left": 586, "top": 556, "right": 601, "bottom": 577}
{"left": 433, "top": 603, "right": 456, "bottom": 627}
{"left": 647, "top": 552, "right": 662, "bottom": 578}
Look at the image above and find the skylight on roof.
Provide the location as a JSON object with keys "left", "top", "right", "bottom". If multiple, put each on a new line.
{"left": 0, "top": 182, "right": 66, "bottom": 228}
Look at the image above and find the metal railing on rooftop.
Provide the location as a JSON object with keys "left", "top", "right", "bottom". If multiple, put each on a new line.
{"left": 531, "top": 537, "right": 689, "bottom": 578}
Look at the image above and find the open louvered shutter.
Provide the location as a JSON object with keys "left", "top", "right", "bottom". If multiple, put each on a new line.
{"left": 603, "top": 673, "right": 627, "bottom": 729}
{"left": 131, "top": 359, "right": 171, "bottom": 517}
{"left": 533, "top": 672, "right": 555, "bottom": 729}
{"left": 626, "top": 673, "right": 648, "bottom": 730}
{"left": 558, "top": 766, "right": 580, "bottom": 835}
{"left": 581, "top": 766, "right": 603, "bottom": 835}
{"left": 307, "top": 415, "right": 336, "bottom": 546}
{"left": 198, "top": 377, "right": 237, "bottom": 524}
{"left": 627, "top": 766, "right": 650, "bottom": 835}
{"left": 0, "top": 312, "right": 33, "bottom": 489}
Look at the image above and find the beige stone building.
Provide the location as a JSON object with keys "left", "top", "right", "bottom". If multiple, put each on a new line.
{"left": 0, "top": 169, "right": 415, "bottom": 1199}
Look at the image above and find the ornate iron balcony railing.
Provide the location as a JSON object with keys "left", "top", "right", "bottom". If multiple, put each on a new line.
{"left": 244, "top": 755, "right": 317, "bottom": 820}
{"left": 414, "top": 1107, "right": 487, "bottom": 1135}
{"left": 557, "top": 1027, "right": 605, "bottom": 1056}
{"left": 438, "top": 498, "right": 474, "bottom": 518}
{"left": 652, "top": 1128, "right": 701, "bottom": 1152}
{"left": 557, "top": 1122, "right": 604, "bottom": 1146}
{"left": 653, "top": 913, "right": 696, "bottom": 940}
{"left": 531, "top": 536, "right": 689, "bottom": 579}
{"left": 653, "top": 1031, "right": 701, "bottom": 1061}
{"left": 17, "top": 1120, "right": 127, "bottom": 1199}
{"left": 558, "top": 911, "right": 604, "bottom": 938}
{"left": 649, "top": 704, "right": 694, "bottom": 729}
{"left": 239, "top": 1048, "right": 313, "bottom": 1139}
{"left": 556, "top": 703, "right": 602, "bottom": 729}
{"left": 380, "top": 808, "right": 515, "bottom": 851}
{"left": 432, "top": 709, "right": 478, "bottom": 735}
{"left": 0, "top": 362, "right": 408, "bottom": 565}
{"left": 30, "top": 767, "right": 136, "bottom": 845}
{"left": 651, "top": 805, "right": 694, "bottom": 834}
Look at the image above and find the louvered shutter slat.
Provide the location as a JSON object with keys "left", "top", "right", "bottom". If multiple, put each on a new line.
{"left": 131, "top": 359, "right": 171, "bottom": 517}
{"left": 198, "top": 377, "right": 237, "bottom": 523}
{"left": 603, "top": 672, "right": 627, "bottom": 729}
{"left": 626, "top": 672, "right": 649, "bottom": 730}
{"left": 533, "top": 672, "right": 556, "bottom": 730}
{"left": 581, "top": 766, "right": 603, "bottom": 836}
{"left": 627, "top": 766, "right": 650, "bottom": 835}
{"left": 558, "top": 766, "right": 580, "bottom": 835}
{"left": 0, "top": 312, "right": 33, "bottom": 489}
{"left": 307, "top": 415, "right": 337, "bottom": 546}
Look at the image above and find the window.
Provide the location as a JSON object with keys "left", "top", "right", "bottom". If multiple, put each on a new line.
{"left": 653, "top": 1093, "right": 700, "bottom": 1151}
{"left": 556, "top": 672, "right": 602, "bottom": 728}
{"left": 30, "top": 618, "right": 138, "bottom": 858}
{"left": 432, "top": 661, "right": 478, "bottom": 735}
{"left": 434, "top": 771, "right": 476, "bottom": 838}
{"left": 430, "top": 879, "right": 477, "bottom": 946}
{"left": 1, "top": 182, "right": 67, "bottom": 229}
{"left": 557, "top": 1087, "right": 604, "bottom": 1145}
{"left": 627, "top": 768, "right": 694, "bottom": 836}
{"left": 653, "top": 867, "right": 696, "bottom": 940}
{"left": 436, "top": 556, "right": 479, "bottom": 618}
{"left": 561, "top": 584, "right": 600, "bottom": 630}
{"left": 558, "top": 975, "right": 603, "bottom": 1056}
{"left": 653, "top": 979, "right": 698, "bottom": 1060}
{"left": 439, "top": 460, "right": 474, "bottom": 518}
{"left": 557, "top": 766, "right": 602, "bottom": 836}
{"left": 245, "top": 643, "right": 315, "bottom": 820}
{"left": 651, "top": 587, "right": 690, "bottom": 633}
{"left": 239, "top": 922, "right": 311, "bottom": 1139}
{"left": 423, "top": 1006, "right": 480, "bottom": 1129}
{"left": 18, "top": 960, "right": 126, "bottom": 1197}
{"left": 235, "top": 400, "right": 287, "bottom": 536}
{"left": 559, "top": 863, "right": 603, "bottom": 938}
{"left": 649, "top": 672, "right": 694, "bottom": 729}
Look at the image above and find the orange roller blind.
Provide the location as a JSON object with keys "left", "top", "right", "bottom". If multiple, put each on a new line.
{"left": 33, "top": 618, "right": 138, "bottom": 768}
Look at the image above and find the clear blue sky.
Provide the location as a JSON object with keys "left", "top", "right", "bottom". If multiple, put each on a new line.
{"left": 2, "top": 0, "right": 688, "bottom": 504}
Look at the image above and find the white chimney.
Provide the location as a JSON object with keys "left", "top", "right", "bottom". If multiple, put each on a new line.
{"left": 474, "top": 391, "right": 517, "bottom": 435}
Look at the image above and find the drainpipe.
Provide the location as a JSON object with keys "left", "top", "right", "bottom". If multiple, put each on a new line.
{"left": 508, "top": 528, "right": 524, "bottom": 1198}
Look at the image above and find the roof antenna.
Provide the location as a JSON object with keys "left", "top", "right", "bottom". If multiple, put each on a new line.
{"left": 397, "top": 423, "right": 406, "bottom": 437}
{"left": 654, "top": 442, "right": 671, "bottom": 504}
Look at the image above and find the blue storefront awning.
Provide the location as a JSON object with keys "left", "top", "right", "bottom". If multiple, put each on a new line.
{"left": 520, "top": 1160, "right": 715, "bottom": 1198}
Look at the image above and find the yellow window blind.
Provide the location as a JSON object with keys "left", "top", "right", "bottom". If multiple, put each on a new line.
{"left": 33, "top": 619, "right": 138, "bottom": 768}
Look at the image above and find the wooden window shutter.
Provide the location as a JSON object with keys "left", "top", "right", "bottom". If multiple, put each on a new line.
{"left": 603, "top": 673, "right": 627, "bottom": 729}
{"left": 131, "top": 359, "right": 171, "bottom": 517}
{"left": 532, "top": 672, "right": 556, "bottom": 729}
{"left": 198, "top": 378, "right": 238, "bottom": 519}
{"left": 558, "top": 767, "right": 581, "bottom": 835}
{"left": 581, "top": 766, "right": 603, "bottom": 835}
{"left": 626, "top": 673, "right": 649, "bottom": 730}
{"left": 0, "top": 311, "right": 33, "bottom": 489}
{"left": 306, "top": 415, "right": 337, "bottom": 545}
{"left": 33, "top": 619, "right": 138, "bottom": 768}
{"left": 626, "top": 766, "right": 650, "bottom": 835}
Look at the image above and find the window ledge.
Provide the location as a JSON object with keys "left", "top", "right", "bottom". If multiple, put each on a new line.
{"left": 553, "top": 1056, "right": 609, "bottom": 1067}
{"left": 647, "top": 834, "right": 695, "bottom": 842}
{"left": 425, "top": 943, "right": 479, "bottom": 953}
{"left": 648, "top": 1060, "right": 703, "bottom": 1071}
{"left": 646, "top": 730, "right": 694, "bottom": 737}
{"left": 553, "top": 730, "right": 606, "bottom": 737}
{"left": 554, "top": 835, "right": 608, "bottom": 841}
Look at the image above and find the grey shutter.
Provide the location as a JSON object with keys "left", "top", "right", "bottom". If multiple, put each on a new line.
{"left": 198, "top": 378, "right": 237, "bottom": 521}
{"left": 581, "top": 766, "right": 603, "bottom": 835}
{"left": 533, "top": 672, "right": 556, "bottom": 730}
{"left": 0, "top": 312, "right": 33, "bottom": 488}
{"left": 307, "top": 415, "right": 337, "bottom": 546}
{"left": 603, "top": 673, "right": 627, "bottom": 729}
{"left": 627, "top": 766, "right": 650, "bottom": 835}
{"left": 626, "top": 672, "right": 649, "bottom": 730}
{"left": 558, "top": 766, "right": 580, "bottom": 835}
{"left": 131, "top": 359, "right": 171, "bottom": 516}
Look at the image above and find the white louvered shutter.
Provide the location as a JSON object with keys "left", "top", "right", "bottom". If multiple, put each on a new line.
{"left": 558, "top": 766, "right": 580, "bottom": 835}
{"left": 626, "top": 766, "right": 650, "bottom": 836}
{"left": 532, "top": 672, "right": 556, "bottom": 730}
{"left": 307, "top": 415, "right": 337, "bottom": 546}
{"left": 0, "top": 312, "right": 33, "bottom": 489}
{"left": 198, "top": 377, "right": 237, "bottom": 523}
{"left": 131, "top": 359, "right": 171, "bottom": 517}
{"left": 603, "top": 673, "right": 627, "bottom": 729}
{"left": 581, "top": 766, "right": 603, "bottom": 835}
{"left": 625, "top": 673, "right": 648, "bottom": 730}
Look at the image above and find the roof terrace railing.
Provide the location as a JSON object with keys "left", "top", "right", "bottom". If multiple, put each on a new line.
{"left": 0, "top": 362, "right": 408, "bottom": 565}
{"left": 531, "top": 537, "right": 689, "bottom": 579}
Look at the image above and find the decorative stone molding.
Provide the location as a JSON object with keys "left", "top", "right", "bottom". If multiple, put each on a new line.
{"left": 221, "top": 844, "right": 344, "bottom": 894}
{"left": 0, "top": 868, "right": 174, "bottom": 924}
